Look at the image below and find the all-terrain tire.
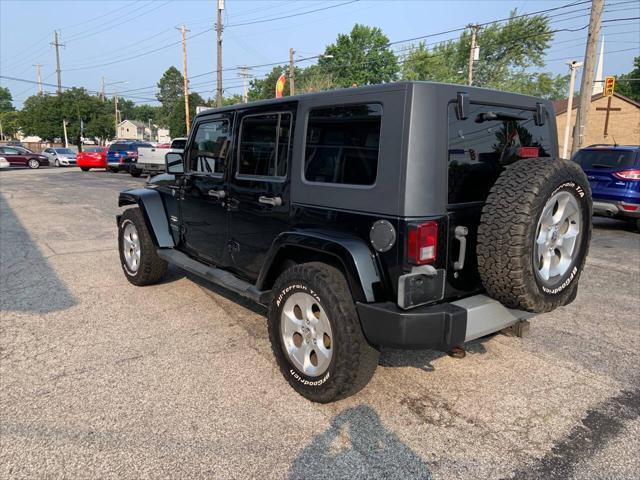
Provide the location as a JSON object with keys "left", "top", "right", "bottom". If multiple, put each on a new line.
{"left": 477, "top": 158, "right": 592, "bottom": 313}
{"left": 268, "top": 262, "right": 379, "bottom": 403}
{"left": 118, "top": 207, "right": 167, "bottom": 286}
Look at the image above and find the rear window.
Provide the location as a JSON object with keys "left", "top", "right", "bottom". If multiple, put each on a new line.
{"left": 447, "top": 103, "right": 553, "bottom": 204}
{"left": 304, "top": 103, "right": 382, "bottom": 186}
{"left": 84, "top": 147, "right": 101, "bottom": 152}
{"left": 109, "top": 143, "right": 133, "bottom": 151}
{"left": 573, "top": 149, "right": 637, "bottom": 169}
{"left": 171, "top": 139, "right": 187, "bottom": 149}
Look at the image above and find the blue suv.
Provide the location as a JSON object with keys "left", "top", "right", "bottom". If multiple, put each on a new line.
{"left": 106, "top": 141, "right": 153, "bottom": 176}
{"left": 573, "top": 144, "right": 640, "bottom": 230}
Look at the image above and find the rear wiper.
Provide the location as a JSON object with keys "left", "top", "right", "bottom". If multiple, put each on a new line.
{"left": 590, "top": 163, "right": 613, "bottom": 169}
{"left": 475, "top": 111, "right": 527, "bottom": 123}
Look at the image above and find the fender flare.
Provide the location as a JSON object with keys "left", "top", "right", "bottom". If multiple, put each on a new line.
{"left": 257, "top": 231, "right": 381, "bottom": 303}
{"left": 118, "top": 188, "right": 174, "bottom": 248}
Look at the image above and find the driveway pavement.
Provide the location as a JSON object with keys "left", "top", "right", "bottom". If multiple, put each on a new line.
{"left": 1, "top": 168, "right": 638, "bottom": 479}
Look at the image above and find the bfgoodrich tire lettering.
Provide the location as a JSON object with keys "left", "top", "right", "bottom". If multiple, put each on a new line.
{"left": 118, "top": 207, "right": 168, "bottom": 286}
{"left": 477, "top": 158, "right": 592, "bottom": 313}
{"left": 268, "top": 263, "right": 379, "bottom": 403}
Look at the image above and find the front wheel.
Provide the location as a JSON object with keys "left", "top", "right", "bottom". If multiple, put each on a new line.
{"left": 54, "top": 159, "right": 60, "bottom": 167}
{"left": 80, "top": 167, "right": 90, "bottom": 172}
{"left": 268, "top": 262, "right": 379, "bottom": 403}
{"left": 27, "top": 159, "right": 40, "bottom": 169}
{"left": 118, "top": 207, "right": 167, "bottom": 286}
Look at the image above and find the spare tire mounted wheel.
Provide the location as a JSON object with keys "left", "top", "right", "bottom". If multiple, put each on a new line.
{"left": 477, "top": 158, "right": 592, "bottom": 313}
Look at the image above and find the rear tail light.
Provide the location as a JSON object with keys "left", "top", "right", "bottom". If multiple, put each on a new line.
{"left": 620, "top": 203, "right": 639, "bottom": 212}
{"left": 407, "top": 221, "right": 438, "bottom": 265}
{"left": 613, "top": 169, "right": 640, "bottom": 180}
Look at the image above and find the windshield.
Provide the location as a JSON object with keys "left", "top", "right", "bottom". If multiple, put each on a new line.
{"left": 56, "top": 148, "right": 75, "bottom": 155}
{"left": 573, "top": 149, "right": 637, "bottom": 169}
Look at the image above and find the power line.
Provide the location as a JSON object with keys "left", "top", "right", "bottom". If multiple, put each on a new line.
{"left": 225, "top": 1, "right": 360, "bottom": 27}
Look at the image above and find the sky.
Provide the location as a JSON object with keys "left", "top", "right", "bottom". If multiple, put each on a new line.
{"left": 1, "top": 0, "right": 638, "bottom": 108}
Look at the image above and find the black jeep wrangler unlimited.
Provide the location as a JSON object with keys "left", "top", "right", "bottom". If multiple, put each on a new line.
{"left": 117, "top": 82, "right": 592, "bottom": 403}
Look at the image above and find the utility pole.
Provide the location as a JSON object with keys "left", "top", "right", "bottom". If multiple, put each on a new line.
{"left": 289, "top": 48, "right": 295, "bottom": 96}
{"left": 178, "top": 25, "right": 191, "bottom": 134}
{"left": 62, "top": 119, "right": 69, "bottom": 147}
{"left": 562, "top": 61, "right": 582, "bottom": 159}
{"left": 33, "top": 64, "right": 43, "bottom": 95}
{"left": 216, "top": 0, "right": 224, "bottom": 107}
{"left": 100, "top": 76, "right": 105, "bottom": 101}
{"left": 237, "top": 66, "right": 252, "bottom": 103}
{"left": 571, "top": 0, "right": 604, "bottom": 155}
{"left": 51, "top": 31, "right": 64, "bottom": 94}
{"left": 467, "top": 24, "right": 480, "bottom": 86}
{"left": 114, "top": 94, "right": 119, "bottom": 137}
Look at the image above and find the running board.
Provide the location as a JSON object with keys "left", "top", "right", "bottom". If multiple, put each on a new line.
{"left": 157, "top": 248, "right": 271, "bottom": 304}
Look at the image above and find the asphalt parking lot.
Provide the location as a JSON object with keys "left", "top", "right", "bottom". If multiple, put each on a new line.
{"left": 1, "top": 167, "right": 639, "bottom": 479}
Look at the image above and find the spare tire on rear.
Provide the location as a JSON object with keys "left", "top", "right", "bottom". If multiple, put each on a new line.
{"left": 477, "top": 158, "right": 592, "bottom": 313}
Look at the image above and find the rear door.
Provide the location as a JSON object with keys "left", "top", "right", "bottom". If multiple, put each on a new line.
{"left": 227, "top": 105, "right": 295, "bottom": 280}
{"left": 179, "top": 114, "right": 234, "bottom": 266}
{"left": 445, "top": 101, "right": 554, "bottom": 297}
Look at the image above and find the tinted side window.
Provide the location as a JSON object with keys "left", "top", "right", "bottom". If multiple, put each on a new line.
{"left": 188, "top": 120, "right": 230, "bottom": 175}
{"left": 447, "top": 103, "right": 552, "bottom": 204}
{"left": 237, "top": 112, "right": 291, "bottom": 178}
{"left": 304, "top": 104, "right": 381, "bottom": 186}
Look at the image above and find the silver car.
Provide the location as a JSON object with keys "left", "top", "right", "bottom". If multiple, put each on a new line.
{"left": 43, "top": 147, "right": 77, "bottom": 167}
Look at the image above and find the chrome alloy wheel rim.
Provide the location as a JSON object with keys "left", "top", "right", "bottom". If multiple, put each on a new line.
{"left": 281, "top": 292, "right": 333, "bottom": 377}
{"left": 28, "top": 159, "right": 38, "bottom": 168}
{"left": 122, "top": 221, "right": 141, "bottom": 273}
{"left": 534, "top": 191, "right": 581, "bottom": 284}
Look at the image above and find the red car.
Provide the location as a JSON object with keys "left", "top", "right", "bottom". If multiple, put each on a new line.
{"left": 77, "top": 146, "right": 108, "bottom": 171}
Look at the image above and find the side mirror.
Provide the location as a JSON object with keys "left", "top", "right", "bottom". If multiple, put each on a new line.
{"left": 165, "top": 152, "right": 184, "bottom": 174}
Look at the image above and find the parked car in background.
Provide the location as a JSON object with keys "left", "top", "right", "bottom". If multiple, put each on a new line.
{"left": 573, "top": 144, "right": 640, "bottom": 231}
{"left": 77, "top": 146, "right": 109, "bottom": 171}
{"left": 1, "top": 145, "right": 34, "bottom": 154}
{"left": 136, "top": 137, "right": 187, "bottom": 177}
{"left": 0, "top": 156, "right": 10, "bottom": 169}
{"left": 0, "top": 146, "right": 49, "bottom": 169}
{"left": 106, "top": 141, "right": 153, "bottom": 175}
{"left": 43, "top": 147, "right": 78, "bottom": 167}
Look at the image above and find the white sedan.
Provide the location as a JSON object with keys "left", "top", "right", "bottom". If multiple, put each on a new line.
{"left": 0, "top": 156, "right": 9, "bottom": 169}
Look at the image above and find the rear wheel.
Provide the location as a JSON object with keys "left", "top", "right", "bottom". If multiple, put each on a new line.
{"left": 130, "top": 166, "right": 142, "bottom": 177}
{"left": 118, "top": 208, "right": 167, "bottom": 286}
{"left": 80, "top": 167, "right": 90, "bottom": 172}
{"left": 27, "top": 159, "right": 40, "bottom": 169}
{"left": 477, "top": 158, "right": 592, "bottom": 312}
{"left": 268, "top": 262, "right": 379, "bottom": 403}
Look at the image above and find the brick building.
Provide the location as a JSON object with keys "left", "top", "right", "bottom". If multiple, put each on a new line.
{"left": 554, "top": 92, "right": 640, "bottom": 157}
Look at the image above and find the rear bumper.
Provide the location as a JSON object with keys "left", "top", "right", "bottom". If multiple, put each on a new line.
{"left": 356, "top": 294, "right": 534, "bottom": 350}
{"left": 593, "top": 200, "right": 640, "bottom": 219}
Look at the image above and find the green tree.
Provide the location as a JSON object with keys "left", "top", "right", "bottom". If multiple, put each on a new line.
{"left": 167, "top": 92, "right": 205, "bottom": 137}
{"left": 131, "top": 104, "right": 163, "bottom": 126}
{"left": 0, "top": 111, "right": 20, "bottom": 139}
{"left": 0, "top": 87, "right": 14, "bottom": 112}
{"left": 318, "top": 24, "right": 398, "bottom": 88}
{"left": 157, "top": 66, "right": 184, "bottom": 123}
{"left": 402, "top": 11, "right": 567, "bottom": 99}
{"left": 20, "top": 94, "right": 63, "bottom": 142}
{"left": 222, "top": 94, "right": 243, "bottom": 106}
{"left": 615, "top": 56, "right": 640, "bottom": 102}
{"left": 248, "top": 66, "right": 290, "bottom": 101}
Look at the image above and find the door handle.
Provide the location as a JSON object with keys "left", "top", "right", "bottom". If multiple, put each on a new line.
{"left": 208, "top": 189, "right": 226, "bottom": 199}
{"left": 453, "top": 226, "right": 468, "bottom": 271}
{"left": 258, "top": 195, "right": 282, "bottom": 207}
